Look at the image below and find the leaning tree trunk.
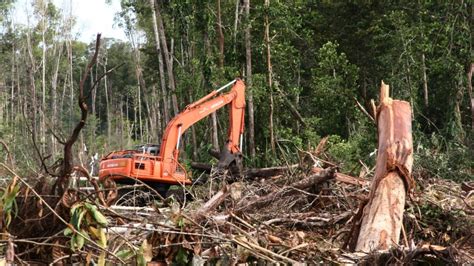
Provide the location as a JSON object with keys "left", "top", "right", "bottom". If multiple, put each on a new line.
{"left": 55, "top": 34, "right": 103, "bottom": 195}
{"left": 354, "top": 81, "right": 414, "bottom": 252}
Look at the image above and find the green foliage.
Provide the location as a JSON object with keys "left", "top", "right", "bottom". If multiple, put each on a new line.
{"left": 414, "top": 133, "right": 473, "bottom": 181}
{"left": 309, "top": 41, "right": 359, "bottom": 138}
{"left": 137, "top": 239, "right": 153, "bottom": 266}
{"left": 115, "top": 248, "right": 134, "bottom": 260}
{"left": 326, "top": 131, "right": 375, "bottom": 174}
{"left": 414, "top": 202, "right": 472, "bottom": 245}
{"left": 0, "top": 178, "right": 20, "bottom": 228}
{"left": 174, "top": 247, "right": 190, "bottom": 265}
{"left": 65, "top": 202, "right": 108, "bottom": 251}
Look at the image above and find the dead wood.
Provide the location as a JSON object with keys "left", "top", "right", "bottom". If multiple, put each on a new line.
{"left": 208, "top": 148, "right": 221, "bottom": 159}
{"left": 190, "top": 162, "right": 213, "bottom": 172}
{"left": 191, "top": 161, "right": 299, "bottom": 179}
{"left": 235, "top": 167, "right": 336, "bottom": 213}
{"left": 245, "top": 164, "right": 299, "bottom": 178}
{"left": 54, "top": 34, "right": 102, "bottom": 195}
{"left": 344, "top": 244, "right": 461, "bottom": 265}
{"left": 350, "top": 81, "right": 414, "bottom": 252}
{"left": 191, "top": 161, "right": 367, "bottom": 187}
{"left": 263, "top": 210, "right": 352, "bottom": 228}
{"left": 192, "top": 185, "right": 230, "bottom": 223}
{"left": 312, "top": 167, "right": 369, "bottom": 186}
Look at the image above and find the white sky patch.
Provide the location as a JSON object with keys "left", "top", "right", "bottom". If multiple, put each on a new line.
{"left": 12, "top": 0, "right": 127, "bottom": 43}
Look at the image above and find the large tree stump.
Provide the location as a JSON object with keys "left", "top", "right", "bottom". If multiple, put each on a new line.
{"left": 355, "top": 81, "right": 414, "bottom": 252}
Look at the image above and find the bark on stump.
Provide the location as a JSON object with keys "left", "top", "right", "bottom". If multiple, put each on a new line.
{"left": 355, "top": 81, "right": 414, "bottom": 252}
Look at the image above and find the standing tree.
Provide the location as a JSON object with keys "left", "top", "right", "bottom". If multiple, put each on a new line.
{"left": 243, "top": 0, "right": 255, "bottom": 158}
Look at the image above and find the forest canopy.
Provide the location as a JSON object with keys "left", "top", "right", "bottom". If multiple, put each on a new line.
{"left": 0, "top": 0, "right": 472, "bottom": 180}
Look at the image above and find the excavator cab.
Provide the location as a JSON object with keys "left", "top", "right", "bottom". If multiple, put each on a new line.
{"left": 136, "top": 144, "right": 160, "bottom": 156}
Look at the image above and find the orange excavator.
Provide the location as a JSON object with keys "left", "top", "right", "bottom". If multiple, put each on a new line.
{"left": 98, "top": 79, "right": 245, "bottom": 196}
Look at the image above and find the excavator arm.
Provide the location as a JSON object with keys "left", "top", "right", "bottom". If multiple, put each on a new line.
{"left": 159, "top": 79, "right": 246, "bottom": 179}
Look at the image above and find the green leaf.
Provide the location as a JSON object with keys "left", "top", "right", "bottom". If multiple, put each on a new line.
{"left": 70, "top": 234, "right": 78, "bottom": 251}
{"left": 71, "top": 208, "right": 87, "bottom": 230}
{"left": 177, "top": 217, "right": 185, "bottom": 228}
{"left": 64, "top": 226, "right": 73, "bottom": 236}
{"left": 116, "top": 249, "right": 134, "bottom": 260}
{"left": 75, "top": 233, "right": 85, "bottom": 250}
{"left": 78, "top": 229, "right": 90, "bottom": 250}
{"left": 70, "top": 202, "right": 84, "bottom": 215}
{"left": 84, "top": 202, "right": 108, "bottom": 227}
{"left": 137, "top": 252, "right": 146, "bottom": 266}
{"left": 3, "top": 184, "right": 19, "bottom": 211}
{"left": 175, "top": 247, "right": 189, "bottom": 264}
{"left": 70, "top": 229, "right": 89, "bottom": 251}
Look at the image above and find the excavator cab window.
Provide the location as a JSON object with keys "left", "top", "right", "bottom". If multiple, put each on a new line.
{"left": 135, "top": 145, "right": 146, "bottom": 153}
{"left": 148, "top": 146, "right": 159, "bottom": 155}
{"left": 134, "top": 144, "right": 160, "bottom": 155}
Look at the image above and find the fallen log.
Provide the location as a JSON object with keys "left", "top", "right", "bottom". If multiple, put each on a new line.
{"left": 192, "top": 185, "right": 230, "bottom": 223}
{"left": 312, "top": 167, "right": 369, "bottom": 186}
{"left": 190, "top": 161, "right": 299, "bottom": 178}
{"left": 235, "top": 167, "right": 336, "bottom": 213}
{"left": 191, "top": 162, "right": 367, "bottom": 186}
{"left": 350, "top": 81, "right": 414, "bottom": 252}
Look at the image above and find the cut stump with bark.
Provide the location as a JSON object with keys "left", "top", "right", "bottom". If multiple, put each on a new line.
{"left": 354, "top": 81, "right": 414, "bottom": 252}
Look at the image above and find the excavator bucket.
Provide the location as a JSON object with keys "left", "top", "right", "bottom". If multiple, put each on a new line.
{"left": 216, "top": 146, "right": 244, "bottom": 179}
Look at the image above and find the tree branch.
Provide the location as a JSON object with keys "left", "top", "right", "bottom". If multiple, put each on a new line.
{"left": 85, "top": 63, "right": 123, "bottom": 100}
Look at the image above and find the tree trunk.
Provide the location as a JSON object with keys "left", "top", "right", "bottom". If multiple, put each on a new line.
{"left": 104, "top": 56, "right": 111, "bottom": 143}
{"left": 150, "top": 0, "right": 169, "bottom": 125}
{"left": 202, "top": 26, "right": 220, "bottom": 152}
{"left": 216, "top": 0, "right": 225, "bottom": 68}
{"left": 187, "top": 90, "right": 198, "bottom": 161}
{"left": 10, "top": 42, "right": 16, "bottom": 126}
{"left": 41, "top": 0, "right": 47, "bottom": 154}
{"left": 150, "top": 84, "right": 162, "bottom": 141}
{"left": 233, "top": 0, "right": 241, "bottom": 53}
{"left": 454, "top": 77, "right": 465, "bottom": 141}
{"left": 26, "top": 26, "right": 38, "bottom": 135}
{"left": 131, "top": 45, "right": 146, "bottom": 142}
{"left": 422, "top": 53, "right": 429, "bottom": 107}
{"left": 244, "top": 0, "right": 255, "bottom": 158}
{"left": 51, "top": 42, "right": 63, "bottom": 159}
{"left": 153, "top": 0, "right": 179, "bottom": 116}
{"left": 211, "top": 112, "right": 219, "bottom": 151}
{"left": 467, "top": 63, "right": 473, "bottom": 129}
{"left": 137, "top": 71, "right": 143, "bottom": 142}
{"left": 354, "top": 81, "right": 414, "bottom": 252}
{"left": 92, "top": 63, "right": 97, "bottom": 116}
{"left": 264, "top": 0, "right": 275, "bottom": 154}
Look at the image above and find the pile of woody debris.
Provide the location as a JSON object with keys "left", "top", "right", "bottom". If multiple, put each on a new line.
{"left": 0, "top": 151, "right": 472, "bottom": 265}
